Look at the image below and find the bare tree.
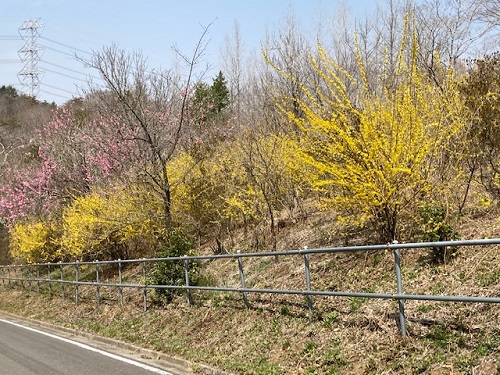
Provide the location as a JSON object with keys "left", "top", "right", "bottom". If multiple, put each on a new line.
{"left": 414, "top": 0, "right": 498, "bottom": 72}
{"left": 220, "top": 21, "right": 245, "bottom": 125}
{"left": 0, "top": 141, "right": 8, "bottom": 179}
{"left": 261, "top": 10, "right": 315, "bottom": 130}
{"left": 475, "top": 0, "right": 500, "bottom": 26}
{"left": 474, "top": 0, "right": 500, "bottom": 51}
{"left": 83, "top": 25, "right": 212, "bottom": 230}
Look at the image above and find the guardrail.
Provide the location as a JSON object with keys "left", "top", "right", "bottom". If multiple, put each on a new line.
{"left": 1, "top": 238, "right": 499, "bottom": 336}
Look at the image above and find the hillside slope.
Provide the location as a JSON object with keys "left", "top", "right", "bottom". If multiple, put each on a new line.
{"left": 0, "top": 206, "right": 499, "bottom": 374}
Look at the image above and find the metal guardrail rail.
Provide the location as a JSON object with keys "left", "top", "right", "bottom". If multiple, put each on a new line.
{"left": 1, "top": 238, "right": 499, "bottom": 336}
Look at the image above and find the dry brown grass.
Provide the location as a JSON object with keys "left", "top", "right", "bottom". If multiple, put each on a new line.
{"left": 0, "top": 205, "right": 499, "bottom": 374}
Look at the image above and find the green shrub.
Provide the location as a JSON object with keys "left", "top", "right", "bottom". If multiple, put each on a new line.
{"left": 149, "top": 228, "right": 201, "bottom": 303}
{"left": 419, "top": 203, "right": 460, "bottom": 263}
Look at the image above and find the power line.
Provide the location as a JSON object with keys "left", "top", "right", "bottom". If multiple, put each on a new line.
{"left": 0, "top": 36, "right": 22, "bottom": 40}
{"left": 41, "top": 83, "right": 77, "bottom": 95}
{"left": 7, "top": 22, "right": 110, "bottom": 103}
{"left": 41, "top": 66, "right": 106, "bottom": 89}
{"left": 40, "top": 36, "right": 92, "bottom": 55}
{"left": 40, "top": 59, "right": 101, "bottom": 80}
{"left": 39, "top": 44, "right": 76, "bottom": 58}
{"left": 40, "top": 59, "right": 86, "bottom": 75}
{"left": 42, "top": 67, "right": 89, "bottom": 82}
{"left": 39, "top": 89, "right": 72, "bottom": 100}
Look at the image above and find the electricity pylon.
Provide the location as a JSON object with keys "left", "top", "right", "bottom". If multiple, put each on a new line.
{"left": 17, "top": 18, "right": 44, "bottom": 98}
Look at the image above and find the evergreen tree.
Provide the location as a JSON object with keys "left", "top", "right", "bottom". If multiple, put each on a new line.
{"left": 192, "top": 71, "right": 230, "bottom": 125}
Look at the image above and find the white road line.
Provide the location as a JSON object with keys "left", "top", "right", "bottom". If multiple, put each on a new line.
{"left": 0, "top": 318, "right": 173, "bottom": 375}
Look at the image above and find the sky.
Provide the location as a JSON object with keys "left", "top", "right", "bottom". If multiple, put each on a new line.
{"left": 0, "top": 0, "right": 379, "bottom": 104}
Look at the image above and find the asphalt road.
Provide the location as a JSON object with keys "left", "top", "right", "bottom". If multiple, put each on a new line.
{"left": 0, "top": 318, "right": 176, "bottom": 375}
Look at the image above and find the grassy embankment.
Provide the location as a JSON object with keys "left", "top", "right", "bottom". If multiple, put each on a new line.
{"left": 0, "top": 207, "right": 499, "bottom": 374}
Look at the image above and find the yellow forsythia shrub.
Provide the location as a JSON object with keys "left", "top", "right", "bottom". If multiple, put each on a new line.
{"left": 10, "top": 221, "right": 58, "bottom": 263}
{"left": 59, "top": 186, "right": 162, "bottom": 260}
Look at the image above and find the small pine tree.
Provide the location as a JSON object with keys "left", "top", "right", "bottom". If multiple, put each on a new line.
{"left": 149, "top": 228, "right": 200, "bottom": 303}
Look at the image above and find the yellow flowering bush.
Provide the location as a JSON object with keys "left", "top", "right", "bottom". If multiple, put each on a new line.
{"left": 268, "top": 32, "right": 466, "bottom": 242}
{"left": 58, "top": 185, "right": 163, "bottom": 260}
{"left": 10, "top": 221, "right": 58, "bottom": 263}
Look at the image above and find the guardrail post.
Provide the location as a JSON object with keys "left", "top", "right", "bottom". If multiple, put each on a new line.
{"left": 24, "top": 265, "right": 29, "bottom": 289}
{"left": 22, "top": 265, "right": 26, "bottom": 289}
{"left": 75, "top": 260, "right": 79, "bottom": 305}
{"left": 59, "top": 262, "right": 65, "bottom": 300}
{"left": 1, "top": 266, "right": 4, "bottom": 287}
{"left": 36, "top": 264, "right": 40, "bottom": 293}
{"left": 236, "top": 251, "right": 249, "bottom": 308}
{"left": 28, "top": 265, "right": 32, "bottom": 292}
{"left": 19, "top": 265, "right": 24, "bottom": 289}
{"left": 142, "top": 259, "right": 148, "bottom": 311}
{"left": 303, "top": 247, "right": 313, "bottom": 316}
{"left": 20, "top": 265, "right": 25, "bottom": 289}
{"left": 95, "top": 260, "right": 100, "bottom": 305}
{"left": 118, "top": 259, "right": 123, "bottom": 305}
{"left": 13, "top": 265, "right": 17, "bottom": 288}
{"left": 7, "top": 264, "right": 11, "bottom": 289}
{"left": 393, "top": 246, "right": 407, "bottom": 336}
{"left": 17, "top": 265, "right": 22, "bottom": 289}
{"left": 47, "top": 263, "right": 51, "bottom": 297}
{"left": 183, "top": 255, "right": 191, "bottom": 306}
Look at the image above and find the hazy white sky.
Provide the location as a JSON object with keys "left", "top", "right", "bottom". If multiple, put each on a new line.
{"left": 1, "top": 0, "right": 378, "bottom": 104}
